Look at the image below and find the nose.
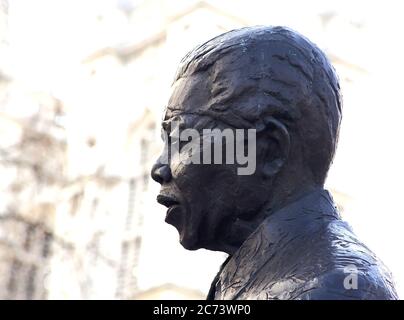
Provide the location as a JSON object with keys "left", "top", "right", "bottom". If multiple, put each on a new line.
{"left": 151, "top": 160, "right": 172, "bottom": 184}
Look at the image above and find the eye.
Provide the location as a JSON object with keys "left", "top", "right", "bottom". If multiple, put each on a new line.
{"left": 161, "top": 116, "right": 187, "bottom": 147}
{"left": 161, "top": 120, "right": 169, "bottom": 131}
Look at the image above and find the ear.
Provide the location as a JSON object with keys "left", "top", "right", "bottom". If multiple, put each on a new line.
{"left": 258, "top": 117, "right": 291, "bottom": 178}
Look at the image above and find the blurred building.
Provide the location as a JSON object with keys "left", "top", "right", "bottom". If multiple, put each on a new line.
{"left": 0, "top": 0, "right": 58, "bottom": 300}
{"left": 0, "top": 0, "right": 381, "bottom": 299}
{"left": 0, "top": 88, "right": 67, "bottom": 299}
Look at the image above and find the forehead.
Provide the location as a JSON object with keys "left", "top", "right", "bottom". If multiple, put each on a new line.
{"left": 164, "top": 55, "right": 252, "bottom": 120}
{"left": 162, "top": 43, "right": 305, "bottom": 128}
{"left": 162, "top": 71, "right": 217, "bottom": 131}
{"left": 164, "top": 72, "right": 211, "bottom": 121}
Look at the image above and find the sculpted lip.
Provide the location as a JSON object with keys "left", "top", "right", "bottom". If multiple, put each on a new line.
{"left": 156, "top": 194, "right": 179, "bottom": 208}
{"left": 157, "top": 193, "right": 183, "bottom": 225}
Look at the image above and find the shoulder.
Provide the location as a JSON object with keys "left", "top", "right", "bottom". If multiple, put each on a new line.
{"left": 295, "top": 268, "right": 398, "bottom": 300}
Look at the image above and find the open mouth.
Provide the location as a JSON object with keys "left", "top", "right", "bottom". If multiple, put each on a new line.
{"left": 157, "top": 194, "right": 182, "bottom": 224}
{"left": 157, "top": 194, "right": 180, "bottom": 208}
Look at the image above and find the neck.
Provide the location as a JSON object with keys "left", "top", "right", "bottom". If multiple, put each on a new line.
{"left": 218, "top": 184, "right": 323, "bottom": 255}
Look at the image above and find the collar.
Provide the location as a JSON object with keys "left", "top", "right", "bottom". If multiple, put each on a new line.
{"left": 212, "top": 188, "right": 341, "bottom": 299}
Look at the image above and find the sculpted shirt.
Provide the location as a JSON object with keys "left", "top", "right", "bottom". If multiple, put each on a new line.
{"left": 207, "top": 189, "right": 398, "bottom": 300}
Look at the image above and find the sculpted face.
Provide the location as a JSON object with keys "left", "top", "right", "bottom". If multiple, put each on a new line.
{"left": 151, "top": 26, "right": 341, "bottom": 254}
{"left": 151, "top": 71, "right": 273, "bottom": 253}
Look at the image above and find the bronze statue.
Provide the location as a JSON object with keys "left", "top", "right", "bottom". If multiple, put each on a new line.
{"left": 151, "top": 26, "right": 398, "bottom": 300}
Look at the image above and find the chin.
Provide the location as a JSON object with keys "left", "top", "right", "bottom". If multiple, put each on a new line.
{"left": 179, "top": 232, "right": 224, "bottom": 252}
{"left": 179, "top": 237, "right": 201, "bottom": 251}
{"left": 177, "top": 226, "right": 206, "bottom": 251}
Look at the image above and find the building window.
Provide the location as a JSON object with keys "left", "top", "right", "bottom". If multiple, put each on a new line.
{"left": 116, "top": 236, "right": 142, "bottom": 298}
{"left": 7, "top": 259, "right": 22, "bottom": 298}
{"left": 24, "top": 224, "right": 36, "bottom": 251}
{"left": 116, "top": 241, "right": 129, "bottom": 298}
{"left": 42, "top": 232, "right": 53, "bottom": 258}
{"left": 126, "top": 178, "right": 136, "bottom": 230}
{"left": 26, "top": 265, "right": 37, "bottom": 300}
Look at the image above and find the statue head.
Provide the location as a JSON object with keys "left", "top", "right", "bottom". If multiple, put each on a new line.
{"left": 151, "top": 26, "right": 342, "bottom": 254}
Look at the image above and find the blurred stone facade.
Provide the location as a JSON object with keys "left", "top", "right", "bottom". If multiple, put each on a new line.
{"left": 0, "top": 0, "right": 364, "bottom": 299}
{"left": 0, "top": 0, "right": 56, "bottom": 300}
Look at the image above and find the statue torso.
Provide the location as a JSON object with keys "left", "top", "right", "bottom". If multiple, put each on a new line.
{"left": 208, "top": 190, "right": 398, "bottom": 300}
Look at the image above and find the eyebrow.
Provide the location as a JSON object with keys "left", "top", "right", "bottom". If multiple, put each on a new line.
{"left": 161, "top": 117, "right": 185, "bottom": 132}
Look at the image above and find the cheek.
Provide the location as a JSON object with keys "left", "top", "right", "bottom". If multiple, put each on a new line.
{"left": 174, "top": 163, "right": 237, "bottom": 198}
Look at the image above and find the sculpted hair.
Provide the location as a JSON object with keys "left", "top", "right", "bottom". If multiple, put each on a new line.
{"left": 173, "top": 26, "right": 342, "bottom": 185}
